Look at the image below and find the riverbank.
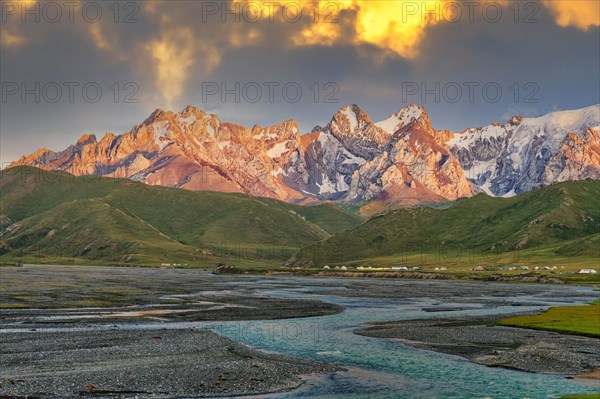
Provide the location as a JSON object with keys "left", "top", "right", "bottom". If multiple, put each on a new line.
{"left": 355, "top": 312, "right": 600, "bottom": 377}
{"left": 0, "top": 329, "right": 339, "bottom": 398}
{"left": 218, "top": 266, "right": 599, "bottom": 285}
{"left": 5, "top": 263, "right": 599, "bottom": 285}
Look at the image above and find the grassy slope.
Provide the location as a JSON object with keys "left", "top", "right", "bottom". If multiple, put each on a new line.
{"left": 216, "top": 196, "right": 365, "bottom": 236}
{"left": 498, "top": 302, "right": 600, "bottom": 338}
{"left": 293, "top": 180, "right": 600, "bottom": 269}
{"left": 4, "top": 199, "right": 202, "bottom": 265}
{"left": 0, "top": 167, "right": 363, "bottom": 267}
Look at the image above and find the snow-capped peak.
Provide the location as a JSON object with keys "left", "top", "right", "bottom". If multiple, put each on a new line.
{"left": 447, "top": 104, "right": 600, "bottom": 197}
{"left": 375, "top": 104, "right": 425, "bottom": 134}
{"left": 518, "top": 105, "right": 599, "bottom": 136}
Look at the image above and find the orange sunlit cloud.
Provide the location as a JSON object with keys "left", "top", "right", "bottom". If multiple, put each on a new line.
{"left": 542, "top": 0, "right": 600, "bottom": 31}
{"left": 235, "top": 0, "right": 449, "bottom": 58}
{"left": 236, "top": 0, "right": 599, "bottom": 58}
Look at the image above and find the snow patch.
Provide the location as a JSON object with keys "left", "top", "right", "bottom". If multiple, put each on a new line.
{"left": 317, "top": 175, "right": 349, "bottom": 194}
{"left": 152, "top": 121, "right": 170, "bottom": 150}
{"left": 177, "top": 115, "right": 197, "bottom": 126}
{"left": 375, "top": 105, "right": 423, "bottom": 134}
{"left": 254, "top": 131, "right": 278, "bottom": 140}
{"left": 447, "top": 124, "right": 506, "bottom": 148}
{"left": 341, "top": 106, "right": 359, "bottom": 132}
{"left": 206, "top": 124, "right": 216, "bottom": 136}
{"left": 342, "top": 152, "right": 366, "bottom": 165}
{"left": 267, "top": 142, "right": 289, "bottom": 158}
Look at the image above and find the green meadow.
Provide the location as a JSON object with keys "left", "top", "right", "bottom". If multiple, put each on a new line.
{"left": 498, "top": 302, "right": 600, "bottom": 338}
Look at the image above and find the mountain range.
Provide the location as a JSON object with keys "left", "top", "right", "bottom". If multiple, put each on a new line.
{"left": 11, "top": 104, "right": 600, "bottom": 212}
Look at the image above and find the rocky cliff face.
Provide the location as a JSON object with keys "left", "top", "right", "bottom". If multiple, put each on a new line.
{"left": 11, "top": 104, "right": 600, "bottom": 205}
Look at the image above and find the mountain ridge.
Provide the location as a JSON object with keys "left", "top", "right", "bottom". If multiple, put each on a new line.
{"left": 11, "top": 103, "right": 600, "bottom": 208}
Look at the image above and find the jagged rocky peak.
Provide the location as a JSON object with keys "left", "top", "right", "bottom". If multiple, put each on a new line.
{"left": 273, "top": 118, "right": 301, "bottom": 132}
{"left": 143, "top": 108, "right": 169, "bottom": 124}
{"left": 99, "top": 132, "right": 116, "bottom": 143}
{"left": 176, "top": 104, "right": 211, "bottom": 124}
{"left": 510, "top": 116, "right": 524, "bottom": 126}
{"left": 330, "top": 104, "right": 373, "bottom": 134}
{"left": 14, "top": 147, "right": 52, "bottom": 165}
{"left": 180, "top": 104, "right": 204, "bottom": 115}
{"left": 393, "top": 105, "right": 439, "bottom": 149}
{"left": 76, "top": 133, "right": 97, "bottom": 146}
{"left": 252, "top": 119, "right": 301, "bottom": 143}
{"left": 402, "top": 105, "right": 432, "bottom": 131}
{"left": 32, "top": 147, "right": 52, "bottom": 156}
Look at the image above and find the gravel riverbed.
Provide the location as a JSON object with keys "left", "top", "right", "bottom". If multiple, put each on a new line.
{"left": 355, "top": 313, "right": 600, "bottom": 376}
{"left": 0, "top": 329, "right": 339, "bottom": 398}
{"left": 1, "top": 265, "right": 598, "bottom": 398}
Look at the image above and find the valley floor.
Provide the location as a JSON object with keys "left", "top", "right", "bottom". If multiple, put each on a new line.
{"left": 0, "top": 265, "right": 344, "bottom": 398}
{"left": 0, "top": 265, "right": 598, "bottom": 398}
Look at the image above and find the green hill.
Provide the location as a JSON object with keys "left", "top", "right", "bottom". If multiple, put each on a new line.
{"left": 291, "top": 180, "right": 600, "bottom": 269}
{"left": 0, "top": 167, "right": 363, "bottom": 267}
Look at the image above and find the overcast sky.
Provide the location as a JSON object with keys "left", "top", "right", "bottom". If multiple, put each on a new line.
{"left": 1, "top": 0, "right": 599, "bottom": 164}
